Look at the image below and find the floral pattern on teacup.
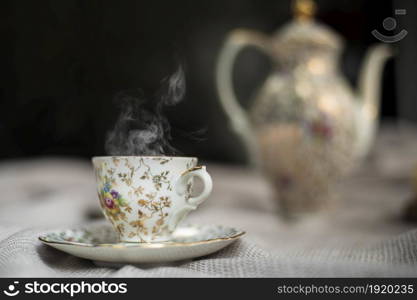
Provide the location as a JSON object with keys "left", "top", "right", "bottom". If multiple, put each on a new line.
{"left": 98, "top": 179, "right": 132, "bottom": 234}
{"left": 94, "top": 157, "right": 197, "bottom": 242}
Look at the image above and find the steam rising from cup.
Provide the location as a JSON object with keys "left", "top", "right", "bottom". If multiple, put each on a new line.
{"left": 105, "top": 66, "right": 185, "bottom": 156}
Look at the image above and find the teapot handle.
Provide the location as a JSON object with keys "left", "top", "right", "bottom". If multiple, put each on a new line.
{"left": 216, "top": 29, "right": 272, "bottom": 166}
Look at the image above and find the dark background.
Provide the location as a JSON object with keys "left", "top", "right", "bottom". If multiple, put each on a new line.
{"left": 1, "top": 0, "right": 416, "bottom": 163}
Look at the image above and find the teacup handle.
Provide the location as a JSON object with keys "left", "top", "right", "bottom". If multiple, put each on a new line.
{"left": 169, "top": 166, "right": 212, "bottom": 231}
{"left": 177, "top": 166, "right": 213, "bottom": 207}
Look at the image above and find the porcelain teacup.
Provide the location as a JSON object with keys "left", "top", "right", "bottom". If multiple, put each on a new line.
{"left": 92, "top": 156, "right": 212, "bottom": 243}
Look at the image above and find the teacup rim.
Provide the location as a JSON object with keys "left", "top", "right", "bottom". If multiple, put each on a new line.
{"left": 92, "top": 155, "right": 197, "bottom": 161}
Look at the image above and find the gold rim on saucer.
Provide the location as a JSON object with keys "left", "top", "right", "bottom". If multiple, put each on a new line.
{"left": 38, "top": 227, "right": 245, "bottom": 249}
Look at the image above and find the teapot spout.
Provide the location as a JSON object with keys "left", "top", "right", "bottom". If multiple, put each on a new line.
{"left": 355, "top": 44, "right": 392, "bottom": 158}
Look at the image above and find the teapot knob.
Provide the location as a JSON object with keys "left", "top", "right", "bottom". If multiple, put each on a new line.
{"left": 292, "top": 0, "right": 316, "bottom": 22}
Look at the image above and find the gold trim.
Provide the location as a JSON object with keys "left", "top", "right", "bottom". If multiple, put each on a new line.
{"left": 38, "top": 230, "right": 245, "bottom": 249}
{"left": 413, "top": 165, "right": 417, "bottom": 192}
{"left": 92, "top": 156, "right": 197, "bottom": 161}
{"left": 181, "top": 166, "right": 203, "bottom": 176}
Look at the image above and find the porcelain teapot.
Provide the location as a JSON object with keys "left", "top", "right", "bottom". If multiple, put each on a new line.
{"left": 216, "top": 0, "right": 392, "bottom": 215}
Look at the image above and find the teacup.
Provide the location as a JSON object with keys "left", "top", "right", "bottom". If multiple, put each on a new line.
{"left": 92, "top": 156, "right": 212, "bottom": 242}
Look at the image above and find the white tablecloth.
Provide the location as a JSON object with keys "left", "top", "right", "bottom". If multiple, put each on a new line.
{"left": 1, "top": 125, "right": 417, "bottom": 277}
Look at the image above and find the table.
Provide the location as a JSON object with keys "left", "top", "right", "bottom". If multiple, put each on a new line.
{"left": 0, "top": 125, "right": 416, "bottom": 277}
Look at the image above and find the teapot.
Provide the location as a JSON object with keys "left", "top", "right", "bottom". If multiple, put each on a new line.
{"left": 216, "top": 0, "right": 392, "bottom": 215}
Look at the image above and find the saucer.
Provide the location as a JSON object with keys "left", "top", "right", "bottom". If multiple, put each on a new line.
{"left": 39, "top": 224, "right": 245, "bottom": 264}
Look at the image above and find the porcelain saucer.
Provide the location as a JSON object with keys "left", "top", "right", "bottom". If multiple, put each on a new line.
{"left": 39, "top": 224, "right": 244, "bottom": 264}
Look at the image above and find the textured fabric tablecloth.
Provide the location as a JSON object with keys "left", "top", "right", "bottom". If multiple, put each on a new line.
{"left": 1, "top": 125, "right": 417, "bottom": 277}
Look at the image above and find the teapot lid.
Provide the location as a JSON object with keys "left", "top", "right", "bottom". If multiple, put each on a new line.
{"left": 272, "top": 0, "right": 343, "bottom": 54}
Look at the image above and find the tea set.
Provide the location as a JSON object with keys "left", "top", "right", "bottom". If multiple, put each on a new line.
{"left": 39, "top": 0, "right": 390, "bottom": 264}
{"left": 39, "top": 156, "right": 244, "bottom": 264}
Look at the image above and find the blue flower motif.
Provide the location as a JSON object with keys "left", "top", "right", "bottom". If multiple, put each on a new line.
{"left": 103, "top": 182, "right": 111, "bottom": 193}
